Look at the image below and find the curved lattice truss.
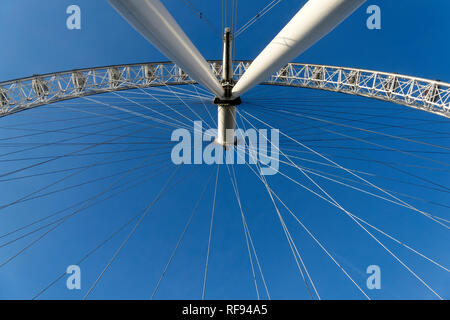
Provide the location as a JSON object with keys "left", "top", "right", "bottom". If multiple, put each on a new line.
{"left": 1, "top": 61, "right": 449, "bottom": 118}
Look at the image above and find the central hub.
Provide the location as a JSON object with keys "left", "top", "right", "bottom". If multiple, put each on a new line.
{"left": 213, "top": 94, "right": 240, "bottom": 147}
{"left": 213, "top": 96, "right": 242, "bottom": 107}
{"left": 214, "top": 27, "right": 241, "bottom": 147}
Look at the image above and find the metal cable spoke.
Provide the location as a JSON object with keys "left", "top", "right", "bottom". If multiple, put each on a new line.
{"left": 246, "top": 101, "right": 450, "bottom": 142}
{"left": 240, "top": 111, "right": 445, "bottom": 299}
{"left": 225, "top": 163, "right": 261, "bottom": 300}
{"left": 240, "top": 156, "right": 370, "bottom": 299}
{"left": 0, "top": 161, "right": 174, "bottom": 244}
{"left": 0, "top": 149, "right": 172, "bottom": 212}
{"left": 240, "top": 110, "right": 450, "bottom": 228}
{"left": 0, "top": 145, "right": 172, "bottom": 183}
{"left": 32, "top": 164, "right": 197, "bottom": 300}
{"left": 235, "top": 111, "right": 318, "bottom": 299}
{"left": 202, "top": 165, "right": 219, "bottom": 300}
{"left": 83, "top": 166, "right": 180, "bottom": 299}
{"left": 151, "top": 167, "right": 216, "bottom": 300}
{"left": 234, "top": 0, "right": 282, "bottom": 37}
{"left": 0, "top": 147, "right": 179, "bottom": 268}
{"left": 0, "top": 124, "right": 171, "bottom": 211}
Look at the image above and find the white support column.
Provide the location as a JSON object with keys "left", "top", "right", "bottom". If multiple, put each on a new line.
{"left": 232, "top": 0, "right": 366, "bottom": 97}
{"left": 216, "top": 105, "right": 236, "bottom": 147}
{"left": 108, "top": 0, "right": 224, "bottom": 98}
{"left": 215, "top": 28, "right": 238, "bottom": 147}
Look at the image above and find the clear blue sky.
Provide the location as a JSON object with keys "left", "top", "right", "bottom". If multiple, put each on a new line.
{"left": 0, "top": 0, "right": 448, "bottom": 300}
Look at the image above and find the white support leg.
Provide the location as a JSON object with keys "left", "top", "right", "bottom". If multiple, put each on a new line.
{"left": 232, "top": 0, "right": 366, "bottom": 97}
{"left": 108, "top": 0, "right": 224, "bottom": 98}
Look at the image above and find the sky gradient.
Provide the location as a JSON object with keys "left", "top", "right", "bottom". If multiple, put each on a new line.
{"left": 0, "top": 0, "right": 449, "bottom": 300}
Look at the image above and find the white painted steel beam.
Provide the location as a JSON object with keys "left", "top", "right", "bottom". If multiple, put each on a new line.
{"left": 216, "top": 105, "right": 236, "bottom": 147}
{"left": 108, "top": 0, "right": 225, "bottom": 98}
{"left": 1, "top": 61, "right": 449, "bottom": 118}
{"left": 232, "top": 0, "right": 366, "bottom": 97}
{"left": 215, "top": 28, "right": 236, "bottom": 147}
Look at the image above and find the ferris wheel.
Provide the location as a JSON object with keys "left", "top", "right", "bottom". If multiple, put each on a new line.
{"left": 0, "top": 0, "right": 448, "bottom": 300}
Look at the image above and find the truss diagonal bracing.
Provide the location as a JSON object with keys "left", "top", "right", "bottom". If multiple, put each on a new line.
{"left": 0, "top": 61, "right": 449, "bottom": 118}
